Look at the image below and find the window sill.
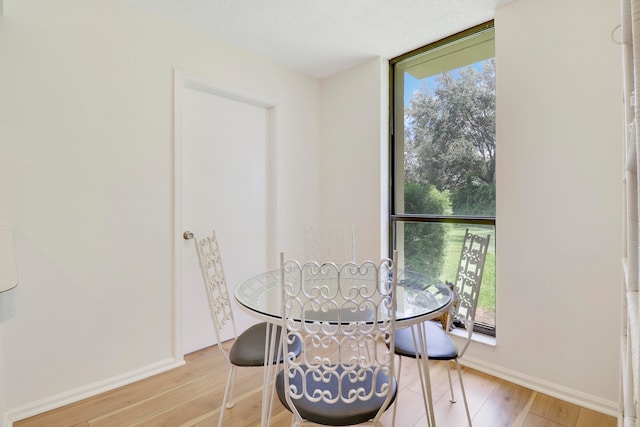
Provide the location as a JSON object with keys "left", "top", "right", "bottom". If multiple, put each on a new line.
{"left": 449, "top": 328, "right": 496, "bottom": 347}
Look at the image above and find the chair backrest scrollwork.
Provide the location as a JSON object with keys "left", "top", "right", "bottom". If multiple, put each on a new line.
{"left": 304, "top": 224, "right": 356, "bottom": 264}
{"left": 279, "top": 252, "right": 398, "bottom": 424}
{"left": 451, "top": 229, "right": 490, "bottom": 355}
{"left": 194, "top": 230, "right": 237, "bottom": 360}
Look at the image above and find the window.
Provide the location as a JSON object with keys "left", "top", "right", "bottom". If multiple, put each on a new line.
{"left": 390, "top": 22, "right": 496, "bottom": 335}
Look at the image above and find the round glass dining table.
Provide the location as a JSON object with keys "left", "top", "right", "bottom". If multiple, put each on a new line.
{"left": 234, "top": 267, "right": 454, "bottom": 427}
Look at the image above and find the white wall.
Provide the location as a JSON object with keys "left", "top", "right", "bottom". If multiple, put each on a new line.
{"left": 318, "top": 58, "right": 388, "bottom": 262}
{"left": 467, "top": 0, "right": 621, "bottom": 414}
{"left": 0, "top": 326, "right": 4, "bottom": 422}
{"left": 317, "top": 0, "right": 623, "bottom": 417}
{"left": 0, "top": 0, "right": 319, "bottom": 423}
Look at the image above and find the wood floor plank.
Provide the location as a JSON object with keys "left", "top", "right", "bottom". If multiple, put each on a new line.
{"left": 384, "top": 386, "right": 426, "bottom": 426}
{"left": 575, "top": 407, "right": 617, "bottom": 427}
{"left": 267, "top": 407, "right": 295, "bottom": 427}
{"left": 133, "top": 378, "right": 265, "bottom": 427}
{"left": 523, "top": 413, "right": 565, "bottom": 427}
{"left": 471, "top": 378, "right": 534, "bottom": 427}
{"left": 132, "top": 390, "right": 219, "bottom": 427}
{"left": 529, "top": 393, "right": 580, "bottom": 426}
{"left": 88, "top": 372, "right": 221, "bottom": 427}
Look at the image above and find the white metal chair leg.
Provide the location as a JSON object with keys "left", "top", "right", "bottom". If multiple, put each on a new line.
{"left": 218, "top": 365, "right": 237, "bottom": 427}
{"left": 391, "top": 354, "right": 403, "bottom": 427}
{"left": 227, "top": 365, "right": 237, "bottom": 408}
{"left": 446, "top": 360, "right": 456, "bottom": 403}
{"left": 261, "top": 322, "right": 278, "bottom": 427}
{"left": 266, "top": 323, "right": 282, "bottom": 427}
{"left": 454, "top": 360, "right": 472, "bottom": 427}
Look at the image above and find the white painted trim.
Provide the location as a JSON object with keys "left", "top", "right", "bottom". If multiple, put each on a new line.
{"left": 172, "top": 68, "right": 280, "bottom": 360}
{"left": 176, "top": 69, "right": 278, "bottom": 111}
{"left": 460, "top": 355, "right": 618, "bottom": 417}
{"left": 173, "top": 69, "right": 185, "bottom": 363}
{"left": 3, "top": 358, "right": 183, "bottom": 426}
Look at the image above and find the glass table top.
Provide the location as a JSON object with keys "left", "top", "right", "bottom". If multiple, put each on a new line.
{"left": 234, "top": 267, "right": 453, "bottom": 328}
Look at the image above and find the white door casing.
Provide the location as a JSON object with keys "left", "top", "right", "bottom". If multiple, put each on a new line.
{"left": 174, "top": 70, "right": 278, "bottom": 357}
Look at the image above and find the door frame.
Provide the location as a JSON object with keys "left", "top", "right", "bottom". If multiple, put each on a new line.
{"left": 173, "top": 68, "right": 279, "bottom": 361}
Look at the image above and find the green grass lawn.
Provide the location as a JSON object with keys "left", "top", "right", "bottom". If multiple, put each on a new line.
{"left": 440, "top": 225, "right": 495, "bottom": 326}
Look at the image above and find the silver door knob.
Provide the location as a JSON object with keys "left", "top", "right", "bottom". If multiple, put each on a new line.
{"left": 183, "top": 231, "right": 194, "bottom": 240}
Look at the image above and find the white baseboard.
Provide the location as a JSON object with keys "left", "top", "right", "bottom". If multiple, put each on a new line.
{"left": 460, "top": 355, "right": 618, "bottom": 417}
{"left": 3, "top": 357, "right": 185, "bottom": 427}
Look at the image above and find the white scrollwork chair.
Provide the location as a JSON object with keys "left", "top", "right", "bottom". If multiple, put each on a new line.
{"left": 193, "top": 230, "right": 301, "bottom": 427}
{"left": 276, "top": 253, "right": 399, "bottom": 427}
{"left": 392, "top": 229, "right": 490, "bottom": 427}
{"left": 304, "top": 224, "right": 356, "bottom": 263}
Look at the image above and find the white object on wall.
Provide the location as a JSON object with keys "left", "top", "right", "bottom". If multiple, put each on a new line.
{"left": 0, "top": 226, "right": 17, "bottom": 293}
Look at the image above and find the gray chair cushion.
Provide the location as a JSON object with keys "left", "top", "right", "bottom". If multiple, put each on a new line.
{"left": 229, "top": 322, "right": 301, "bottom": 366}
{"left": 275, "top": 365, "right": 397, "bottom": 426}
{"left": 394, "top": 321, "right": 458, "bottom": 360}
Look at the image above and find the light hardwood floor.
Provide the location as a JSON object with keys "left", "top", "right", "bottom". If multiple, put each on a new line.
{"left": 15, "top": 344, "right": 617, "bottom": 427}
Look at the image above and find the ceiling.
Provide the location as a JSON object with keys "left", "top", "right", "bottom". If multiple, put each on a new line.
{"left": 120, "top": 0, "right": 511, "bottom": 79}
